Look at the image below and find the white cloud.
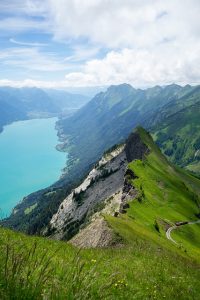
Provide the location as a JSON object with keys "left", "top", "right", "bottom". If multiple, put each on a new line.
{"left": 0, "top": 0, "right": 200, "bottom": 87}
{"left": 0, "top": 0, "right": 46, "bottom": 16}
{"left": 63, "top": 44, "right": 200, "bottom": 87}
{"left": 0, "top": 0, "right": 48, "bottom": 35}
{"left": 1, "top": 40, "right": 200, "bottom": 88}
{"left": 0, "top": 79, "right": 67, "bottom": 88}
{"left": 64, "top": 45, "right": 100, "bottom": 63}
{"left": 44, "top": 0, "right": 200, "bottom": 86}
{"left": 46, "top": 0, "right": 200, "bottom": 48}
{"left": 0, "top": 17, "right": 48, "bottom": 35}
{"left": 0, "top": 47, "right": 73, "bottom": 72}
{"left": 9, "top": 38, "right": 47, "bottom": 47}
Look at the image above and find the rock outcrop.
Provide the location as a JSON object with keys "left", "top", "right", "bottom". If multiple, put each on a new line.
{"left": 47, "top": 128, "right": 150, "bottom": 244}
{"left": 125, "top": 131, "right": 149, "bottom": 162}
{"left": 70, "top": 218, "right": 120, "bottom": 248}
{"left": 48, "top": 145, "right": 126, "bottom": 240}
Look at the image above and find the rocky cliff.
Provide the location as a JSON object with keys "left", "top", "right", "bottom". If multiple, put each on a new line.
{"left": 47, "top": 128, "right": 149, "bottom": 245}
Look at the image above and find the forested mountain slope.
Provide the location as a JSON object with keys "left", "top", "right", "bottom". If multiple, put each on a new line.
{"left": 57, "top": 83, "right": 184, "bottom": 173}
{"left": 153, "top": 100, "right": 200, "bottom": 174}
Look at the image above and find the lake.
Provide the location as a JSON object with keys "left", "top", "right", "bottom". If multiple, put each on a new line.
{"left": 0, "top": 118, "right": 66, "bottom": 217}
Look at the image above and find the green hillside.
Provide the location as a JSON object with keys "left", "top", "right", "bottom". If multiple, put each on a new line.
{"left": 108, "top": 128, "right": 200, "bottom": 260}
{"left": 153, "top": 101, "right": 200, "bottom": 174}
{"left": 0, "top": 223, "right": 199, "bottom": 300}
{"left": 0, "top": 128, "right": 199, "bottom": 299}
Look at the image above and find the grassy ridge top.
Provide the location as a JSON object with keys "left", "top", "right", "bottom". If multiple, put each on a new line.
{"left": 107, "top": 127, "right": 200, "bottom": 260}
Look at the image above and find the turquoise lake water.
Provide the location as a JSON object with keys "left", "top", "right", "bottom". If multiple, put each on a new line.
{"left": 0, "top": 118, "right": 66, "bottom": 217}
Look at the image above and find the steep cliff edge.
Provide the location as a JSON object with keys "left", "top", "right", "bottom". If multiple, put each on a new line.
{"left": 47, "top": 127, "right": 200, "bottom": 252}
{"left": 47, "top": 128, "right": 149, "bottom": 243}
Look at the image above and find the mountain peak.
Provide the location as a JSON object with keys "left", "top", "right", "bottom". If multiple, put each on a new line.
{"left": 125, "top": 127, "right": 150, "bottom": 163}
{"left": 164, "top": 83, "right": 182, "bottom": 90}
{"left": 107, "top": 83, "right": 134, "bottom": 93}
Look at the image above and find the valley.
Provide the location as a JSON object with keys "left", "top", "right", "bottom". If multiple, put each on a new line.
{"left": 3, "top": 83, "right": 200, "bottom": 236}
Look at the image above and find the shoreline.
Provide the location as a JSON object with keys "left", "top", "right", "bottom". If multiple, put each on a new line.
{"left": 55, "top": 120, "right": 76, "bottom": 180}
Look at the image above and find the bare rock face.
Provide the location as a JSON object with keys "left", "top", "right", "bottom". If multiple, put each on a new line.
{"left": 48, "top": 129, "right": 149, "bottom": 244}
{"left": 48, "top": 145, "right": 126, "bottom": 240}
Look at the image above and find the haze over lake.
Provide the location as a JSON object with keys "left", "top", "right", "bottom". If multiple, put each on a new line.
{"left": 0, "top": 118, "right": 66, "bottom": 217}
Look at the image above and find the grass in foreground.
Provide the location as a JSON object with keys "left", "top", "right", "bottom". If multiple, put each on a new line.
{"left": 0, "top": 216, "right": 200, "bottom": 300}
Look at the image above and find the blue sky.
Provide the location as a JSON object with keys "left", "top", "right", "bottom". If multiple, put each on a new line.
{"left": 0, "top": 0, "right": 200, "bottom": 88}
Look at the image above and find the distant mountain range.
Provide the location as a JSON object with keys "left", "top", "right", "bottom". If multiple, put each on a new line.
{"left": 58, "top": 83, "right": 200, "bottom": 176}
{"left": 0, "top": 87, "right": 90, "bottom": 132}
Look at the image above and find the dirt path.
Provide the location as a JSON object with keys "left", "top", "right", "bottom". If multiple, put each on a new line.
{"left": 166, "top": 220, "right": 200, "bottom": 244}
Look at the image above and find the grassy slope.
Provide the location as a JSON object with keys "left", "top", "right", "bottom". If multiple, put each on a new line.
{"left": 109, "top": 127, "right": 200, "bottom": 260}
{"left": 0, "top": 223, "right": 199, "bottom": 300}
{"left": 0, "top": 128, "right": 200, "bottom": 299}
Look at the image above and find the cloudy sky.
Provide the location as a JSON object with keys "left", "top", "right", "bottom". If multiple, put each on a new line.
{"left": 0, "top": 0, "right": 200, "bottom": 88}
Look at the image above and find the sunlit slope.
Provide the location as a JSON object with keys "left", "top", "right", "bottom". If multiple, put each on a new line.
{"left": 0, "top": 221, "right": 200, "bottom": 299}
{"left": 106, "top": 127, "right": 200, "bottom": 261}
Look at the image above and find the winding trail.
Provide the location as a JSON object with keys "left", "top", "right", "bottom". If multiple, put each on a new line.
{"left": 166, "top": 220, "right": 200, "bottom": 244}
